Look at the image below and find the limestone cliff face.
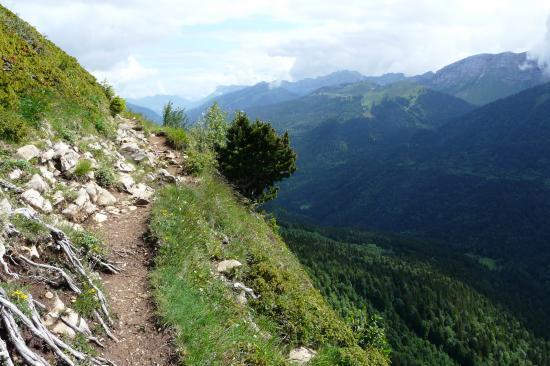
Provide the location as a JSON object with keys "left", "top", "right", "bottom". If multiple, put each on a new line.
{"left": 415, "top": 52, "right": 548, "bottom": 105}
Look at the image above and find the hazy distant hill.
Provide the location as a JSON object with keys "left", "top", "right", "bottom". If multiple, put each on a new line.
{"left": 127, "top": 94, "right": 195, "bottom": 114}
{"left": 187, "top": 70, "right": 371, "bottom": 121}
{"left": 414, "top": 52, "right": 548, "bottom": 105}
{"left": 126, "top": 102, "right": 162, "bottom": 123}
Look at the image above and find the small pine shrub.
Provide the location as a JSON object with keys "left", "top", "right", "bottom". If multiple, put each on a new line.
{"left": 95, "top": 165, "right": 115, "bottom": 188}
{"left": 11, "top": 213, "right": 50, "bottom": 243}
{"left": 109, "top": 96, "right": 126, "bottom": 117}
{"left": 74, "top": 159, "right": 93, "bottom": 178}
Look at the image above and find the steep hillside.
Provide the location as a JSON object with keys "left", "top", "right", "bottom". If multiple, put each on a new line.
{"left": 282, "top": 226, "right": 550, "bottom": 366}
{"left": 148, "top": 174, "right": 390, "bottom": 365}
{"left": 414, "top": 52, "right": 548, "bottom": 105}
{"left": 0, "top": 5, "right": 113, "bottom": 142}
{"left": 269, "top": 82, "right": 550, "bottom": 339}
{"left": 0, "top": 6, "right": 390, "bottom": 365}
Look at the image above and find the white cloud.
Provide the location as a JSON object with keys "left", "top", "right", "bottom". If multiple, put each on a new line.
{"left": 528, "top": 15, "right": 550, "bottom": 74}
{"left": 3, "top": 0, "right": 550, "bottom": 98}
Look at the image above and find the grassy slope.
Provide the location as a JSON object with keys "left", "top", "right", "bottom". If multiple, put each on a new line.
{"left": 149, "top": 175, "right": 389, "bottom": 365}
{"left": 0, "top": 4, "right": 111, "bottom": 143}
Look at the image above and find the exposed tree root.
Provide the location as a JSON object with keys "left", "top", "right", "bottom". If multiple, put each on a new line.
{"left": 0, "top": 208, "right": 121, "bottom": 364}
{"left": 0, "top": 289, "right": 116, "bottom": 366}
{"left": 0, "top": 336, "right": 15, "bottom": 366}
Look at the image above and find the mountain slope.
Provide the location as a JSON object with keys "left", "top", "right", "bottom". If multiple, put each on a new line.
{"left": 248, "top": 81, "right": 475, "bottom": 135}
{"left": 282, "top": 226, "right": 550, "bottom": 366}
{"left": 126, "top": 102, "right": 162, "bottom": 123}
{"left": 127, "top": 94, "right": 195, "bottom": 114}
{"left": 187, "top": 70, "right": 369, "bottom": 122}
{"left": 414, "top": 52, "right": 548, "bottom": 105}
{"left": 0, "top": 5, "right": 111, "bottom": 141}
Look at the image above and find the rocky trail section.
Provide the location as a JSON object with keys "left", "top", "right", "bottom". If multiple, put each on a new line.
{"left": 0, "top": 116, "right": 186, "bottom": 365}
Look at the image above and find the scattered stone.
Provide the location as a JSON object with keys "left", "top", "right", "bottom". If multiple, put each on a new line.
{"left": 16, "top": 145, "right": 40, "bottom": 161}
{"left": 236, "top": 291, "right": 247, "bottom": 305}
{"left": 216, "top": 259, "right": 242, "bottom": 274}
{"left": 21, "top": 189, "right": 52, "bottom": 213}
{"left": 158, "top": 169, "right": 177, "bottom": 183}
{"left": 129, "top": 183, "right": 154, "bottom": 205}
{"left": 96, "top": 187, "right": 117, "bottom": 206}
{"left": 26, "top": 174, "right": 49, "bottom": 193}
{"left": 39, "top": 166, "right": 56, "bottom": 185}
{"left": 289, "top": 347, "right": 316, "bottom": 365}
{"left": 0, "top": 198, "right": 12, "bottom": 216}
{"left": 59, "top": 150, "right": 79, "bottom": 172}
{"left": 52, "top": 191, "right": 65, "bottom": 206}
{"left": 233, "top": 282, "right": 259, "bottom": 299}
{"left": 40, "top": 149, "right": 55, "bottom": 163}
{"left": 8, "top": 169, "right": 22, "bottom": 180}
{"left": 43, "top": 296, "right": 90, "bottom": 339}
{"left": 93, "top": 212, "right": 108, "bottom": 223}
{"left": 44, "top": 291, "right": 54, "bottom": 300}
{"left": 22, "top": 245, "right": 39, "bottom": 259}
{"left": 119, "top": 173, "right": 135, "bottom": 192}
{"left": 116, "top": 161, "right": 135, "bottom": 173}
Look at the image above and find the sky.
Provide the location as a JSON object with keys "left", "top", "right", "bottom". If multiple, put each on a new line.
{"left": 4, "top": 0, "right": 550, "bottom": 100}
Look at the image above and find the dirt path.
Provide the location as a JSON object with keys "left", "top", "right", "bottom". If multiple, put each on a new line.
{"left": 92, "top": 133, "right": 182, "bottom": 366}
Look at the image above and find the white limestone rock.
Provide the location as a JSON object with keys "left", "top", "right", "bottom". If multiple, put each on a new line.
{"left": 93, "top": 212, "right": 108, "bottom": 223}
{"left": 16, "top": 145, "right": 40, "bottom": 161}
{"left": 216, "top": 259, "right": 242, "bottom": 274}
{"left": 0, "top": 198, "right": 12, "bottom": 216}
{"left": 289, "top": 347, "right": 316, "bottom": 365}
{"left": 96, "top": 187, "right": 117, "bottom": 206}
{"left": 8, "top": 169, "right": 23, "bottom": 180}
{"left": 118, "top": 173, "right": 135, "bottom": 192}
{"left": 129, "top": 183, "right": 154, "bottom": 205}
{"left": 59, "top": 150, "right": 79, "bottom": 172}
{"left": 43, "top": 296, "right": 90, "bottom": 339}
{"left": 39, "top": 166, "right": 57, "bottom": 185}
{"left": 21, "top": 189, "right": 52, "bottom": 213}
{"left": 26, "top": 174, "right": 49, "bottom": 193}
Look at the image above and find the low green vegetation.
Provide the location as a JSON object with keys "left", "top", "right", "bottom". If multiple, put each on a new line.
{"left": 95, "top": 164, "right": 116, "bottom": 188}
{"left": 73, "top": 159, "right": 93, "bottom": 178}
{"left": 149, "top": 176, "right": 389, "bottom": 365}
{"left": 0, "top": 5, "right": 121, "bottom": 144}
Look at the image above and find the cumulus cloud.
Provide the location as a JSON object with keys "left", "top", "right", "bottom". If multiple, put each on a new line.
{"left": 528, "top": 15, "right": 550, "bottom": 74}
{"left": 3, "top": 0, "right": 550, "bottom": 98}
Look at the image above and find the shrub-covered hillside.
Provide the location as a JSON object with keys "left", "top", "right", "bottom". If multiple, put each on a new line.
{"left": 0, "top": 4, "right": 113, "bottom": 142}
{"left": 149, "top": 172, "right": 390, "bottom": 365}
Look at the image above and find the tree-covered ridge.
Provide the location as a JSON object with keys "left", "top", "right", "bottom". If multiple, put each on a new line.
{"left": 281, "top": 226, "right": 550, "bottom": 366}
{"left": 0, "top": 4, "right": 112, "bottom": 142}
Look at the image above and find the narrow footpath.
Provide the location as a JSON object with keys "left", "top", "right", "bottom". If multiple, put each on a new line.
{"left": 92, "top": 131, "right": 182, "bottom": 366}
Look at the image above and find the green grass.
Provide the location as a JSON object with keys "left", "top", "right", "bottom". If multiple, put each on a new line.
{"left": 0, "top": 5, "right": 115, "bottom": 144}
{"left": 149, "top": 175, "right": 389, "bottom": 365}
{"left": 73, "top": 159, "right": 93, "bottom": 178}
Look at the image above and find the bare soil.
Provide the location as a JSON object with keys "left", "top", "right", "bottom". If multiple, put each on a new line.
{"left": 91, "top": 133, "right": 182, "bottom": 366}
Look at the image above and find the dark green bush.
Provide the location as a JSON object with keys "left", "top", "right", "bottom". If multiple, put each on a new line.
{"left": 95, "top": 165, "right": 116, "bottom": 188}
{"left": 109, "top": 96, "right": 126, "bottom": 116}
